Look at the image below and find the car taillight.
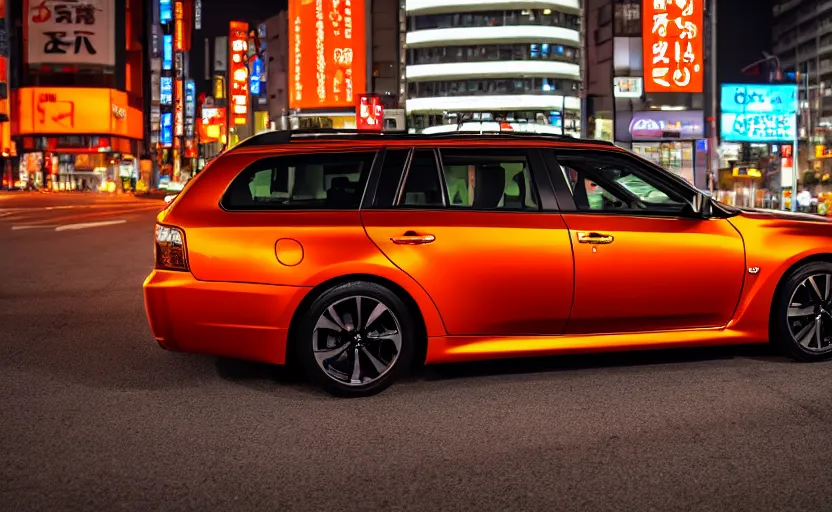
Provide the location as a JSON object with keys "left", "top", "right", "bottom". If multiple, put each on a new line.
{"left": 155, "top": 224, "right": 189, "bottom": 271}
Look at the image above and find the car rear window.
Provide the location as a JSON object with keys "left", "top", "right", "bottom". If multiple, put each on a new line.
{"left": 221, "top": 151, "right": 378, "bottom": 210}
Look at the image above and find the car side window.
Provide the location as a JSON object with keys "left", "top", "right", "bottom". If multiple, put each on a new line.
{"left": 221, "top": 151, "right": 377, "bottom": 210}
{"left": 439, "top": 149, "right": 539, "bottom": 210}
{"left": 555, "top": 151, "right": 688, "bottom": 214}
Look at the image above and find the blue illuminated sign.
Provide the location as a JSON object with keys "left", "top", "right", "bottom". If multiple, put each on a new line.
{"left": 185, "top": 80, "right": 196, "bottom": 118}
{"left": 160, "top": 77, "right": 172, "bottom": 105}
{"left": 160, "top": 113, "right": 173, "bottom": 146}
{"left": 160, "top": 0, "right": 172, "bottom": 23}
{"left": 162, "top": 35, "right": 173, "bottom": 70}
{"left": 720, "top": 84, "right": 797, "bottom": 143}
{"left": 250, "top": 57, "right": 263, "bottom": 95}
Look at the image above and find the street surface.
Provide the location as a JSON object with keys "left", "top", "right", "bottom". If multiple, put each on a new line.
{"left": 2, "top": 192, "right": 832, "bottom": 511}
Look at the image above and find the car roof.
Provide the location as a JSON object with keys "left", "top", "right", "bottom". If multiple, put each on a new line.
{"left": 226, "top": 129, "right": 617, "bottom": 154}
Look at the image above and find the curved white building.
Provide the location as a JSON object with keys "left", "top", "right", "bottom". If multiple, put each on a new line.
{"left": 404, "top": 0, "right": 583, "bottom": 135}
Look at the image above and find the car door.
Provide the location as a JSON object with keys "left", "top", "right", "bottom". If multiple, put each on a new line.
{"left": 361, "top": 145, "right": 574, "bottom": 336}
{"left": 543, "top": 148, "right": 746, "bottom": 335}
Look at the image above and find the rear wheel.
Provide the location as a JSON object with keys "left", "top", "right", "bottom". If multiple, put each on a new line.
{"left": 296, "top": 281, "right": 415, "bottom": 397}
{"left": 772, "top": 261, "right": 832, "bottom": 362}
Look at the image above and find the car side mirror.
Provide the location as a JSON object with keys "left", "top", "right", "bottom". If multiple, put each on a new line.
{"left": 690, "top": 193, "right": 712, "bottom": 219}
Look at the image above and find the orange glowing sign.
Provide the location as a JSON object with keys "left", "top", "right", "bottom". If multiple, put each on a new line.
{"left": 289, "top": 0, "right": 367, "bottom": 110}
{"left": 15, "top": 87, "right": 143, "bottom": 139}
{"left": 174, "top": 1, "right": 184, "bottom": 51}
{"left": 356, "top": 94, "right": 383, "bottom": 131}
{"left": 642, "top": 0, "right": 703, "bottom": 93}
{"left": 229, "top": 21, "right": 249, "bottom": 125}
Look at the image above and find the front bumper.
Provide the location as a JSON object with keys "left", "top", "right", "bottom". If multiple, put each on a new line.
{"left": 143, "top": 270, "right": 310, "bottom": 365}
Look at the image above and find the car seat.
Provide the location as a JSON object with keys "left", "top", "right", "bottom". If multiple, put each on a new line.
{"left": 473, "top": 164, "right": 506, "bottom": 209}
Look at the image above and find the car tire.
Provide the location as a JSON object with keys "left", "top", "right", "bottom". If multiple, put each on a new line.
{"left": 295, "top": 281, "right": 416, "bottom": 397}
{"left": 772, "top": 261, "right": 832, "bottom": 362}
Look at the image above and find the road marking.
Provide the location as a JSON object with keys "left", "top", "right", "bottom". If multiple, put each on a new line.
{"left": 12, "top": 225, "right": 55, "bottom": 230}
{"left": 55, "top": 219, "right": 127, "bottom": 231}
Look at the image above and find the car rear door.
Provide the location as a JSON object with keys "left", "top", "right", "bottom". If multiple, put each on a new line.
{"left": 543, "top": 148, "right": 746, "bottom": 335}
{"left": 361, "top": 145, "right": 575, "bottom": 337}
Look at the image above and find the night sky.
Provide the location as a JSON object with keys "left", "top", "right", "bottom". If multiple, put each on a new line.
{"left": 189, "top": 0, "right": 773, "bottom": 94}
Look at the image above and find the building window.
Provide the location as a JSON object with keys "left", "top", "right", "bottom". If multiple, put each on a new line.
{"left": 411, "top": 9, "right": 581, "bottom": 31}
{"left": 408, "top": 44, "right": 580, "bottom": 65}
{"left": 614, "top": 0, "right": 641, "bottom": 37}
{"left": 408, "top": 78, "right": 580, "bottom": 99}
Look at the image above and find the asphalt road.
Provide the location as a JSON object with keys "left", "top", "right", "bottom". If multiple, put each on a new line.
{"left": 2, "top": 192, "right": 832, "bottom": 511}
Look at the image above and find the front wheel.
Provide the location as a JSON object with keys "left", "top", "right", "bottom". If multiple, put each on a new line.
{"left": 295, "top": 281, "right": 415, "bottom": 397}
{"left": 772, "top": 261, "right": 832, "bottom": 362}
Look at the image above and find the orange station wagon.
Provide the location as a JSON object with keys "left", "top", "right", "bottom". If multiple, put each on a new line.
{"left": 145, "top": 130, "right": 832, "bottom": 397}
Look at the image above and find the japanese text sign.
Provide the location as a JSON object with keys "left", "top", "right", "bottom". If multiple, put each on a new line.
{"left": 642, "top": 0, "right": 703, "bottom": 93}
{"left": 289, "top": 0, "right": 367, "bottom": 110}
{"left": 720, "top": 84, "right": 797, "bottom": 142}
{"left": 355, "top": 94, "right": 382, "bottom": 131}
{"left": 26, "top": 0, "right": 115, "bottom": 67}
{"left": 229, "top": 21, "right": 249, "bottom": 125}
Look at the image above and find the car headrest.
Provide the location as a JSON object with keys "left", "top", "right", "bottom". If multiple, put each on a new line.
{"left": 473, "top": 164, "right": 506, "bottom": 209}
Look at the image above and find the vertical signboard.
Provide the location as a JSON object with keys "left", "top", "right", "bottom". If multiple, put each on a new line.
{"left": 174, "top": 79, "right": 184, "bottom": 136}
{"left": 229, "top": 21, "right": 249, "bottom": 125}
{"left": 642, "top": 0, "right": 703, "bottom": 93}
{"left": 26, "top": 0, "right": 116, "bottom": 67}
{"left": 160, "top": 77, "right": 173, "bottom": 105}
{"left": 288, "top": 0, "right": 367, "bottom": 109}
{"left": 160, "top": 112, "right": 173, "bottom": 147}
{"left": 185, "top": 79, "right": 196, "bottom": 137}
{"left": 162, "top": 35, "right": 173, "bottom": 70}
{"left": 160, "top": 0, "right": 172, "bottom": 23}
{"left": 174, "top": 1, "right": 184, "bottom": 51}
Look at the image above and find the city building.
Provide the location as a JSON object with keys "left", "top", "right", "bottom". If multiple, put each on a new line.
{"left": 150, "top": 0, "right": 199, "bottom": 189}
{"left": 264, "top": 11, "right": 289, "bottom": 130}
{"left": 583, "top": 0, "right": 713, "bottom": 188}
{"left": 772, "top": 0, "right": 832, "bottom": 176}
{"left": 403, "top": 0, "right": 582, "bottom": 135}
{"left": 7, "top": 0, "right": 147, "bottom": 191}
{"left": 0, "top": 0, "right": 11, "bottom": 188}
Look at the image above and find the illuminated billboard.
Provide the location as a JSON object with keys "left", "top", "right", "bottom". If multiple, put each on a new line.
{"left": 161, "top": 112, "right": 173, "bottom": 147}
{"left": 642, "top": 0, "right": 703, "bottom": 93}
{"left": 229, "top": 21, "right": 249, "bottom": 125}
{"left": 26, "top": 0, "right": 116, "bottom": 67}
{"left": 160, "top": 77, "right": 173, "bottom": 105}
{"left": 356, "top": 94, "right": 383, "bottom": 131}
{"left": 15, "top": 87, "right": 143, "bottom": 139}
{"left": 720, "top": 84, "right": 797, "bottom": 143}
{"left": 288, "top": 0, "right": 367, "bottom": 109}
{"left": 163, "top": 35, "right": 173, "bottom": 70}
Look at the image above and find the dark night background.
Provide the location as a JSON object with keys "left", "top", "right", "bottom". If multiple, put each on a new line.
{"left": 190, "top": 0, "right": 773, "bottom": 93}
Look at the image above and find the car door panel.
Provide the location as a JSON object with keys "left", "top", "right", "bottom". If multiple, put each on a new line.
{"left": 545, "top": 148, "right": 747, "bottom": 336}
{"left": 363, "top": 210, "right": 575, "bottom": 336}
{"left": 560, "top": 213, "right": 746, "bottom": 334}
{"left": 362, "top": 146, "right": 574, "bottom": 337}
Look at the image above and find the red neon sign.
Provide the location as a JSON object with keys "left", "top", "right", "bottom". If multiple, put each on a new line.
{"left": 356, "top": 94, "right": 383, "bottom": 131}
{"left": 229, "top": 21, "right": 249, "bottom": 126}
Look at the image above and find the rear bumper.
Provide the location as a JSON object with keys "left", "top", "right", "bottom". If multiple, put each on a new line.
{"left": 143, "top": 270, "right": 310, "bottom": 365}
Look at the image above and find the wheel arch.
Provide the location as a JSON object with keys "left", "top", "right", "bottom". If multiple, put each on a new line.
{"left": 286, "top": 273, "right": 431, "bottom": 369}
{"left": 768, "top": 253, "right": 832, "bottom": 335}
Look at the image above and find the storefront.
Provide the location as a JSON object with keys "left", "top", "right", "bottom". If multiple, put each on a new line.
{"left": 615, "top": 110, "right": 708, "bottom": 188}
{"left": 12, "top": 87, "right": 144, "bottom": 191}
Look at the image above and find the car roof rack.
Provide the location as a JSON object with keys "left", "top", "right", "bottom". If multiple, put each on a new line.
{"left": 228, "top": 128, "right": 614, "bottom": 151}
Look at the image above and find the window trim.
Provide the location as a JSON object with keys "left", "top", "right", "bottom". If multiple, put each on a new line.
{"left": 395, "top": 148, "right": 448, "bottom": 208}
{"left": 543, "top": 148, "right": 703, "bottom": 219}
{"left": 218, "top": 149, "right": 381, "bottom": 213}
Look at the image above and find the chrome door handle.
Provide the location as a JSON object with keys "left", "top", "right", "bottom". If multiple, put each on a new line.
{"left": 390, "top": 231, "right": 436, "bottom": 245}
{"left": 577, "top": 231, "right": 614, "bottom": 244}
